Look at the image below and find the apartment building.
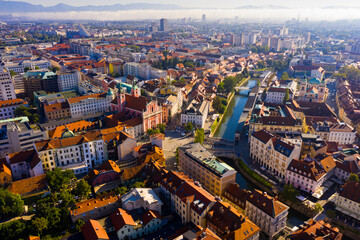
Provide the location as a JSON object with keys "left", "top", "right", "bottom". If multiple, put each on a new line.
{"left": 286, "top": 155, "right": 336, "bottom": 194}
{"left": 70, "top": 194, "right": 121, "bottom": 222}
{"left": 288, "top": 219, "right": 343, "bottom": 240}
{"left": 333, "top": 181, "right": 360, "bottom": 221}
{"left": 0, "top": 69, "right": 16, "bottom": 100}
{"left": 181, "top": 100, "right": 210, "bottom": 129}
{"left": 265, "top": 87, "right": 294, "bottom": 104}
{"left": 111, "top": 208, "right": 162, "bottom": 240}
{"left": 123, "top": 62, "right": 167, "bottom": 80}
{"left": 250, "top": 130, "right": 301, "bottom": 179}
{"left": 0, "top": 117, "right": 47, "bottom": 158}
{"left": 44, "top": 101, "right": 71, "bottom": 121}
{"left": 206, "top": 201, "right": 260, "bottom": 240}
{"left": 3, "top": 58, "right": 50, "bottom": 74}
{"left": 35, "top": 129, "right": 107, "bottom": 174}
{"left": 57, "top": 70, "right": 81, "bottom": 92}
{"left": 245, "top": 190, "right": 289, "bottom": 239}
{"left": 23, "top": 70, "right": 59, "bottom": 97}
{"left": 313, "top": 121, "right": 356, "bottom": 145}
{"left": 160, "top": 171, "right": 216, "bottom": 227}
{"left": 68, "top": 91, "right": 114, "bottom": 118}
{"left": 249, "top": 103, "right": 303, "bottom": 135}
{"left": 178, "top": 143, "right": 236, "bottom": 196}
{"left": 0, "top": 98, "right": 28, "bottom": 120}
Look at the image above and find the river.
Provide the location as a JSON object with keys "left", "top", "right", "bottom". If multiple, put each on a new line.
{"left": 216, "top": 79, "right": 309, "bottom": 228}
{"left": 214, "top": 79, "right": 258, "bottom": 141}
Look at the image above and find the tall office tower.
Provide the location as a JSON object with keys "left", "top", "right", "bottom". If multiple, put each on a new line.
{"left": 202, "top": 14, "right": 206, "bottom": 22}
{"left": 159, "top": 18, "right": 169, "bottom": 32}
{"left": 0, "top": 69, "right": 16, "bottom": 100}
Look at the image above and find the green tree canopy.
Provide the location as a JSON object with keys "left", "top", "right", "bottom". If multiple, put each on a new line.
{"left": 194, "top": 128, "right": 205, "bottom": 144}
{"left": 74, "top": 219, "right": 85, "bottom": 232}
{"left": 349, "top": 173, "right": 359, "bottom": 182}
{"left": 14, "top": 106, "right": 40, "bottom": 124}
{"left": 185, "top": 122, "right": 194, "bottom": 132}
{"left": 314, "top": 203, "right": 323, "bottom": 213}
{"left": 74, "top": 179, "right": 91, "bottom": 199}
{"left": 131, "top": 182, "right": 145, "bottom": 188}
{"left": 281, "top": 72, "right": 289, "bottom": 80}
{"left": 46, "top": 168, "right": 75, "bottom": 191}
{"left": 0, "top": 189, "right": 24, "bottom": 220}
{"left": 115, "top": 186, "right": 128, "bottom": 196}
{"left": 223, "top": 76, "right": 237, "bottom": 93}
{"left": 32, "top": 217, "right": 48, "bottom": 236}
{"left": 283, "top": 88, "right": 290, "bottom": 103}
{"left": 281, "top": 184, "right": 299, "bottom": 202}
{"left": 0, "top": 220, "right": 27, "bottom": 240}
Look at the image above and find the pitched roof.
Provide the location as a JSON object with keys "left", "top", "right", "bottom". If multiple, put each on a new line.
{"left": 110, "top": 208, "right": 136, "bottom": 232}
{"left": 0, "top": 98, "right": 27, "bottom": 108}
{"left": 339, "top": 181, "right": 360, "bottom": 204}
{"left": 67, "top": 93, "right": 108, "bottom": 104}
{"left": 7, "top": 149, "right": 41, "bottom": 169}
{"left": 7, "top": 174, "right": 48, "bottom": 197}
{"left": 81, "top": 219, "right": 109, "bottom": 240}
{"left": 44, "top": 102, "right": 70, "bottom": 113}
{"left": 206, "top": 201, "right": 260, "bottom": 239}
{"left": 247, "top": 190, "right": 288, "bottom": 218}
{"left": 125, "top": 94, "right": 149, "bottom": 111}
{"left": 251, "top": 130, "right": 274, "bottom": 144}
{"left": 48, "top": 120, "right": 96, "bottom": 138}
{"left": 289, "top": 219, "right": 342, "bottom": 240}
{"left": 70, "top": 194, "right": 120, "bottom": 217}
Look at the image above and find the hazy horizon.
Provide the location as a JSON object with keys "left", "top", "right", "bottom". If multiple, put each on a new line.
{"left": 2, "top": 0, "right": 360, "bottom": 8}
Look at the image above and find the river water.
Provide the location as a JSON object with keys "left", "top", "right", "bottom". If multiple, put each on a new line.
{"left": 214, "top": 79, "right": 258, "bottom": 141}
{"left": 215, "top": 79, "right": 309, "bottom": 228}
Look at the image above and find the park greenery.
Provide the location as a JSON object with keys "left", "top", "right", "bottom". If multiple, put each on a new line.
{"left": 185, "top": 122, "right": 194, "bottom": 132}
{"left": 14, "top": 106, "right": 40, "bottom": 124}
{"left": 153, "top": 57, "right": 201, "bottom": 70}
{"left": 0, "top": 188, "right": 24, "bottom": 221}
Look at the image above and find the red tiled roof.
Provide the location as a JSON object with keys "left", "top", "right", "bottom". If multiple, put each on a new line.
{"left": 247, "top": 190, "right": 288, "bottom": 218}
{"left": 110, "top": 208, "right": 136, "bottom": 232}
{"left": 81, "top": 219, "right": 109, "bottom": 240}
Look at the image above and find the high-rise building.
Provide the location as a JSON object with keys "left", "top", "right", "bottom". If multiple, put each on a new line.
{"left": 57, "top": 70, "right": 80, "bottom": 92}
{"left": 202, "top": 14, "right": 206, "bottom": 22}
{"left": 0, "top": 69, "right": 16, "bottom": 101}
{"left": 159, "top": 18, "right": 169, "bottom": 32}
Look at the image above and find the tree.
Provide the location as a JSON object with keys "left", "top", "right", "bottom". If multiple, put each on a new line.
{"left": 235, "top": 73, "right": 243, "bottom": 82}
{"left": 0, "top": 220, "right": 27, "bottom": 240}
{"left": 14, "top": 106, "right": 40, "bottom": 124}
{"left": 57, "top": 189, "right": 75, "bottom": 208}
{"left": 0, "top": 189, "right": 24, "bottom": 220}
{"left": 194, "top": 128, "right": 205, "bottom": 144}
{"left": 185, "top": 122, "right": 194, "bottom": 132}
{"left": 74, "top": 179, "right": 91, "bottom": 199}
{"left": 74, "top": 219, "right": 85, "bottom": 232}
{"left": 221, "top": 98, "right": 228, "bottom": 106}
{"left": 283, "top": 88, "right": 290, "bottom": 103}
{"left": 131, "top": 182, "right": 145, "bottom": 188}
{"left": 157, "top": 124, "right": 166, "bottom": 134}
{"left": 281, "top": 72, "right": 289, "bottom": 80}
{"left": 212, "top": 96, "right": 222, "bottom": 113}
{"left": 34, "top": 66, "right": 40, "bottom": 70}
{"left": 35, "top": 200, "right": 61, "bottom": 233}
{"left": 115, "top": 186, "right": 128, "bottom": 195}
{"left": 32, "top": 217, "right": 48, "bottom": 236}
{"left": 223, "top": 76, "right": 237, "bottom": 93}
{"left": 24, "top": 67, "right": 31, "bottom": 72}
{"left": 349, "top": 173, "right": 359, "bottom": 182}
{"left": 281, "top": 184, "right": 299, "bottom": 202}
{"left": 9, "top": 70, "right": 17, "bottom": 77}
{"left": 314, "top": 203, "right": 323, "bottom": 213}
{"left": 242, "top": 68, "right": 249, "bottom": 78}
{"left": 46, "top": 168, "right": 75, "bottom": 191}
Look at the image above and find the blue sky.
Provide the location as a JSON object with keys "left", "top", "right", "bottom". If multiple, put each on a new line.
{"left": 4, "top": 0, "right": 360, "bottom": 8}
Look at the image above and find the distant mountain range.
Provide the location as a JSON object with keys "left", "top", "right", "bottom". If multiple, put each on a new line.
{"left": 0, "top": 1, "right": 355, "bottom": 13}
{"left": 0, "top": 1, "right": 183, "bottom": 12}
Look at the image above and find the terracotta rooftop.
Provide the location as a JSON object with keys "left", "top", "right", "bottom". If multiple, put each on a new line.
{"left": 70, "top": 194, "right": 120, "bottom": 217}
{"left": 0, "top": 98, "right": 27, "bottom": 108}
{"left": 339, "top": 181, "right": 360, "bottom": 204}
{"left": 81, "top": 219, "right": 109, "bottom": 240}
{"left": 67, "top": 93, "right": 108, "bottom": 104}
{"left": 48, "top": 120, "right": 96, "bottom": 138}
{"left": 247, "top": 189, "right": 288, "bottom": 218}
{"left": 44, "top": 101, "right": 70, "bottom": 113}
{"left": 7, "top": 174, "right": 48, "bottom": 197}
{"left": 110, "top": 208, "right": 136, "bottom": 232}
{"left": 289, "top": 219, "right": 342, "bottom": 240}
